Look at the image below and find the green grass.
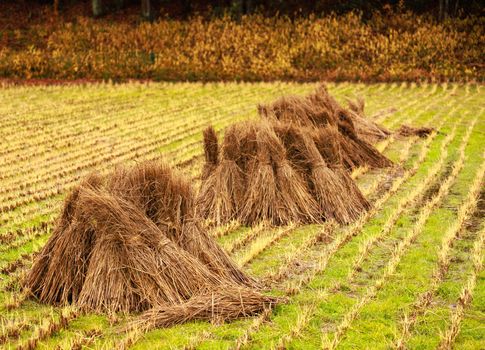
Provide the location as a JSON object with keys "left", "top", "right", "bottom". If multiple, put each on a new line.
{"left": 0, "top": 82, "right": 483, "bottom": 349}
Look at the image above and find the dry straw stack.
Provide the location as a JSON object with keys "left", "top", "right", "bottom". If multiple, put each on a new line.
{"left": 347, "top": 98, "right": 434, "bottom": 139}
{"left": 346, "top": 97, "right": 392, "bottom": 143}
{"left": 25, "top": 161, "right": 277, "bottom": 330}
{"left": 259, "top": 85, "right": 393, "bottom": 170}
{"left": 23, "top": 84, "right": 431, "bottom": 332}
{"left": 198, "top": 85, "right": 395, "bottom": 226}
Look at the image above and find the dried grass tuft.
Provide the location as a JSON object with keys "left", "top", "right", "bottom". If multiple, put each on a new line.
{"left": 397, "top": 124, "right": 435, "bottom": 138}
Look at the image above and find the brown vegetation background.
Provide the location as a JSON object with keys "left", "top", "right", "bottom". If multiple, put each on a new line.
{"left": 0, "top": 1, "right": 483, "bottom": 82}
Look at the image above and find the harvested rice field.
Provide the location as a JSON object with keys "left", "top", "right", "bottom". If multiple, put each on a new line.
{"left": 0, "top": 82, "right": 484, "bottom": 349}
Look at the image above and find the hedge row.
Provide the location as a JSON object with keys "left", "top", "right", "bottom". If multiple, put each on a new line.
{"left": 1, "top": 12, "right": 483, "bottom": 82}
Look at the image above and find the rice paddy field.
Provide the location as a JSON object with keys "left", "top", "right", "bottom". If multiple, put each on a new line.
{"left": 0, "top": 82, "right": 484, "bottom": 349}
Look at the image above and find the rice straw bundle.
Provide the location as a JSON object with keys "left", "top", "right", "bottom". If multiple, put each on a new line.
{"left": 397, "top": 124, "right": 434, "bottom": 138}
{"left": 25, "top": 161, "right": 275, "bottom": 329}
{"left": 196, "top": 126, "right": 246, "bottom": 224}
{"left": 259, "top": 84, "right": 393, "bottom": 170}
{"left": 347, "top": 97, "right": 391, "bottom": 143}
{"left": 240, "top": 122, "right": 317, "bottom": 225}
{"left": 132, "top": 287, "right": 277, "bottom": 330}
{"left": 202, "top": 126, "right": 219, "bottom": 180}
{"left": 199, "top": 120, "right": 370, "bottom": 226}
{"left": 273, "top": 122, "right": 370, "bottom": 224}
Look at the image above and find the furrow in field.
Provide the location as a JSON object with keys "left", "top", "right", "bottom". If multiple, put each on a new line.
{"left": 280, "top": 118, "right": 464, "bottom": 349}
{"left": 0, "top": 83, "right": 261, "bottom": 177}
{"left": 221, "top": 222, "right": 268, "bottom": 255}
{"left": 0, "top": 87, "right": 185, "bottom": 159}
{"left": 0, "top": 81, "right": 335, "bottom": 163}
{"left": 437, "top": 223, "right": 485, "bottom": 350}
{"left": 329, "top": 87, "right": 484, "bottom": 350}
{"left": 0, "top": 82, "right": 269, "bottom": 158}
{"left": 234, "top": 224, "right": 297, "bottom": 267}
{"left": 322, "top": 121, "right": 479, "bottom": 349}
{"left": 394, "top": 121, "right": 482, "bottom": 349}
{"left": 346, "top": 117, "right": 472, "bottom": 281}
{"left": 0, "top": 82, "right": 294, "bottom": 179}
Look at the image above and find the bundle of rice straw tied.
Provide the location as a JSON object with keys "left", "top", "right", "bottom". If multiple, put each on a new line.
{"left": 25, "top": 161, "right": 277, "bottom": 330}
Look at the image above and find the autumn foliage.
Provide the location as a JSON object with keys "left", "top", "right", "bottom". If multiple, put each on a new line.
{"left": 0, "top": 10, "right": 482, "bottom": 82}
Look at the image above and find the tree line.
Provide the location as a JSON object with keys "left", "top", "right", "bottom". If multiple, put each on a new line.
{"left": 31, "top": 0, "right": 485, "bottom": 19}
